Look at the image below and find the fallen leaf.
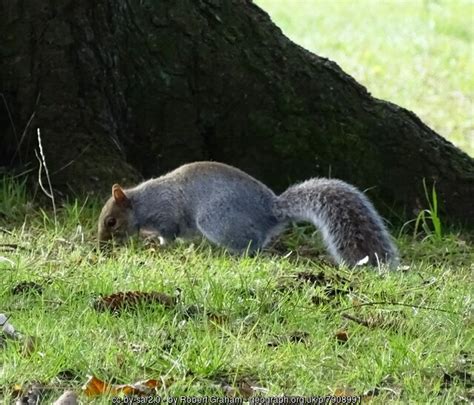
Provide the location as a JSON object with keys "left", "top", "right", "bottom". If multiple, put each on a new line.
{"left": 237, "top": 380, "right": 254, "bottom": 399}
{"left": 53, "top": 390, "right": 78, "bottom": 405}
{"left": 342, "top": 313, "right": 371, "bottom": 327}
{"left": 82, "top": 375, "right": 168, "bottom": 397}
{"left": 93, "top": 291, "right": 176, "bottom": 314}
{"left": 333, "top": 387, "right": 356, "bottom": 397}
{"left": 335, "top": 330, "right": 349, "bottom": 343}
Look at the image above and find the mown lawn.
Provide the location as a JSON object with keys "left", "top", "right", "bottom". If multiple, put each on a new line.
{"left": 0, "top": 176, "right": 472, "bottom": 403}
{"left": 255, "top": 0, "right": 474, "bottom": 156}
{"left": 1, "top": 1, "right": 473, "bottom": 402}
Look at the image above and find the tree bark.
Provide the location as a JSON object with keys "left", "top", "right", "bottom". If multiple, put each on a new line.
{"left": 1, "top": 0, "right": 473, "bottom": 225}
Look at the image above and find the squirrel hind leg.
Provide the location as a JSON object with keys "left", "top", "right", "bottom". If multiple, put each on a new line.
{"left": 197, "top": 221, "right": 266, "bottom": 254}
{"left": 196, "top": 214, "right": 267, "bottom": 254}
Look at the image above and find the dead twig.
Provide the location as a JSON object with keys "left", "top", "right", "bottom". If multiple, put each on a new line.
{"left": 341, "top": 313, "right": 371, "bottom": 327}
{"left": 35, "top": 128, "right": 57, "bottom": 226}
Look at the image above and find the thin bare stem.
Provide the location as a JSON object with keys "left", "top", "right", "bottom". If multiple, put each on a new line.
{"left": 35, "top": 128, "right": 57, "bottom": 227}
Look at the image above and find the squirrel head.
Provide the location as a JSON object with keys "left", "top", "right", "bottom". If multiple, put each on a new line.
{"left": 98, "top": 184, "right": 137, "bottom": 243}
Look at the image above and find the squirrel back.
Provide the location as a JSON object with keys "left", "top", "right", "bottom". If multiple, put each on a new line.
{"left": 98, "top": 161, "right": 398, "bottom": 267}
{"left": 98, "top": 162, "right": 280, "bottom": 250}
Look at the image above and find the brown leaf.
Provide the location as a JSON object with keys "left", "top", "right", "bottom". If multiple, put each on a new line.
{"left": 342, "top": 313, "right": 371, "bottom": 327}
{"left": 82, "top": 375, "right": 168, "bottom": 397}
{"left": 335, "top": 330, "right": 349, "bottom": 343}
{"left": 93, "top": 291, "right": 176, "bottom": 313}
{"left": 333, "top": 387, "right": 356, "bottom": 397}
{"left": 237, "top": 380, "right": 255, "bottom": 399}
{"left": 82, "top": 375, "right": 108, "bottom": 396}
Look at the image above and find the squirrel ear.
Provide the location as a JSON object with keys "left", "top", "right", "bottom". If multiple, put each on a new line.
{"left": 112, "top": 184, "right": 131, "bottom": 208}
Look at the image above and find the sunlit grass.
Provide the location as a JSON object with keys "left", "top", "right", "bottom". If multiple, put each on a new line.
{"left": 1, "top": 172, "right": 472, "bottom": 403}
{"left": 255, "top": 0, "right": 474, "bottom": 156}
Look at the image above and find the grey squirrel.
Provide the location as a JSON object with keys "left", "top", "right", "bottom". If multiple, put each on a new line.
{"left": 98, "top": 161, "right": 398, "bottom": 267}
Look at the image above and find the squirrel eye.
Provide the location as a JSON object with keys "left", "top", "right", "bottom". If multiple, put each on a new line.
{"left": 105, "top": 217, "right": 117, "bottom": 227}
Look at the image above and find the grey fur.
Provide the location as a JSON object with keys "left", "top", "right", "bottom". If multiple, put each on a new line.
{"left": 275, "top": 179, "right": 398, "bottom": 267}
{"left": 99, "top": 162, "right": 399, "bottom": 267}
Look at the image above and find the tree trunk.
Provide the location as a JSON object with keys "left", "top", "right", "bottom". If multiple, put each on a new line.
{"left": 1, "top": 0, "right": 473, "bottom": 225}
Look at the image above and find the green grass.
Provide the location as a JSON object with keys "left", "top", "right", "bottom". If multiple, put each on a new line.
{"left": 1, "top": 178, "right": 473, "bottom": 403}
{"left": 255, "top": 0, "right": 474, "bottom": 157}
{"left": 2, "top": 2, "right": 474, "bottom": 396}
{"left": 2, "top": 4, "right": 472, "bottom": 402}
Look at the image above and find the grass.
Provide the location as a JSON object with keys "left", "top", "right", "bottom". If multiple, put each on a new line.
{"left": 1, "top": 3, "right": 473, "bottom": 401}
{"left": 1, "top": 177, "right": 473, "bottom": 403}
{"left": 254, "top": 0, "right": 474, "bottom": 157}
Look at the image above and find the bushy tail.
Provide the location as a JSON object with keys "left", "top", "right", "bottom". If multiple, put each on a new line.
{"left": 274, "top": 178, "right": 399, "bottom": 268}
